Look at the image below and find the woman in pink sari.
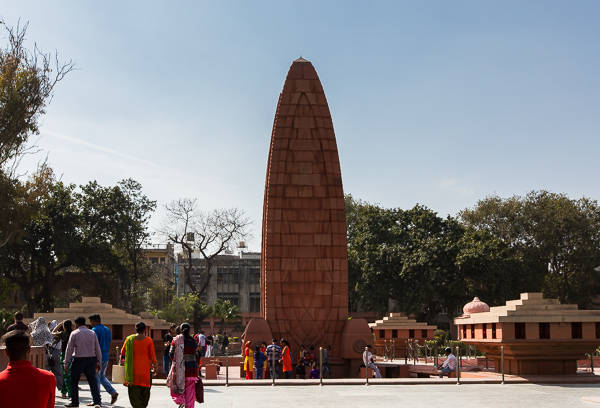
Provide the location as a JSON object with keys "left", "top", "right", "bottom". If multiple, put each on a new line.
{"left": 167, "top": 323, "right": 198, "bottom": 408}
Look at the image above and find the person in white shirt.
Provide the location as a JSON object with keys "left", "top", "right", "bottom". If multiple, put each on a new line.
{"left": 438, "top": 347, "right": 457, "bottom": 377}
{"left": 195, "top": 331, "right": 207, "bottom": 357}
{"left": 362, "top": 345, "right": 382, "bottom": 378}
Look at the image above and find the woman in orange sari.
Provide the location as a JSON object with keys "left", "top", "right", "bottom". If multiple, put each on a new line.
{"left": 243, "top": 341, "right": 254, "bottom": 379}
{"left": 120, "top": 321, "right": 158, "bottom": 408}
{"left": 280, "top": 339, "right": 292, "bottom": 379}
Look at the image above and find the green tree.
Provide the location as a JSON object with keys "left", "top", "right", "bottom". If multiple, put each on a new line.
{"left": 0, "top": 175, "right": 156, "bottom": 315}
{"left": 346, "top": 194, "right": 526, "bottom": 322}
{"left": 346, "top": 195, "right": 403, "bottom": 313}
{"left": 0, "top": 176, "right": 82, "bottom": 315}
{"left": 144, "top": 274, "right": 174, "bottom": 313}
{"left": 0, "top": 164, "right": 53, "bottom": 248}
{"left": 460, "top": 190, "right": 600, "bottom": 307}
{"left": 152, "top": 293, "right": 213, "bottom": 327}
{"left": 0, "top": 21, "right": 73, "bottom": 247}
{"left": 347, "top": 195, "right": 467, "bottom": 319}
{"left": 0, "top": 21, "right": 74, "bottom": 169}
{"left": 211, "top": 298, "right": 241, "bottom": 334}
{"left": 0, "top": 20, "right": 73, "bottom": 309}
{"left": 78, "top": 179, "right": 156, "bottom": 312}
{"left": 0, "top": 308, "right": 17, "bottom": 335}
{"left": 390, "top": 206, "right": 466, "bottom": 322}
{"left": 456, "top": 228, "right": 527, "bottom": 307}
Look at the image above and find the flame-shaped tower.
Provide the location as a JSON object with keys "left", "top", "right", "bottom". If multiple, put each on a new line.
{"left": 261, "top": 57, "right": 349, "bottom": 348}
{"left": 244, "top": 58, "right": 372, "bottom": 376}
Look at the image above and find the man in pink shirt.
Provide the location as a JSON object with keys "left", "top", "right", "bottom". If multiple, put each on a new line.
{"left": 0, "top": 330, "right": 56, "bottom": 408}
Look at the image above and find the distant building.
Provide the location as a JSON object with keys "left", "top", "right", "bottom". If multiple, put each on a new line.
{"left": 369, "top": 313, "right": 437, "bottom": 358}
{"left": 145, "top": 243, "right": 176, "bottom": 268}
{"left": 177, "top": 250, "right": 261, "bottom": 315}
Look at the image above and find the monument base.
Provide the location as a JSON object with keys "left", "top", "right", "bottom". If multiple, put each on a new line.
{"left": 243, "top": 317, "right": 273, "bottom": 348}
{"left": 490, "top": 357, "right": 577, "bottom": 375}
{"left": 244, "top": 316, "right": 374, "bottom": 377}
{"left": 468, "top": 340, "right": 599, "bottom": 375}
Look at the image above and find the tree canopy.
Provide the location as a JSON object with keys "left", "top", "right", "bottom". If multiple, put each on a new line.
{"left": 0, "top": 176, "right": 156, "bottom": 315}
{"left": 0, "top": 21, "right": 73, "bottom": 248}
{"left": 346, "top": 194, "right": 526, "bottom": 323}
{"left": 460, "top": 190, "right": 600, "bottom": 308}
{"left": 0, "top": 21, "right": 73, "bottom": 171}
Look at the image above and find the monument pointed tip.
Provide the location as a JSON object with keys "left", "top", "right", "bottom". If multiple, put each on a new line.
{"left": 294, "top": 56, "right": 310, "bottom": 63}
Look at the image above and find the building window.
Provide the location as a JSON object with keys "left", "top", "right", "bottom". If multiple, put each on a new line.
{"left": 515, "top": 323, "right": 526, "bottom": 339}
{"left": 571, "top": 322, "right": 583, "bottom": 339}
{"left": 409, "top": 329, "right": 415, "bottom": 338}
{"left": 149, "top": 257, "right": 159, "bottom": 264}
{"left": 462, "top": 325, "right": 467, "bottom": 339}
{"left": 539, "top": 323, "right": 550, "bottom": 339}
{"left": 217, "top": 294, "right": 239, "bottom": 307}
{"left": 392, "top": 329, "right": 398, "bottom": 338}
{"left": 482, "top": 324, "right": 487, "bottom": 339}
{"left": 249, "top": 268, "right": 260, "bottom": 284}
{"left": 596, "top": 322, "right": 600, "bottom": 339}
{"left": 113, "top": 325, "right": 123, "bottom": 340}
{"left": 250, "top": 296, "right": 260, "bottom": 313}
{"left": 217, "top": 268, "right": 239, "bottom": 284}
{"left": 491, "top": 323, "right": 497, "bottom": 339}
{"left": 421, "top": 329, "right": 427, "bottom": 338}
{"left": 470, "top": 325, "right": 475, "bottom": 339}
{"left": 379, "top": 330, "right": 385, "bottom": 339}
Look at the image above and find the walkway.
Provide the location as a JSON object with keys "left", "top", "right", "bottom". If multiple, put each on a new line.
{"left": 60, "top": 380, "right": 600, "bottom": 408}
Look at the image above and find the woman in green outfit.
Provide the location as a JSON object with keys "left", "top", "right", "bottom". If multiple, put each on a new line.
{"left": 120, "top": 321, "right": 158, "bottom": 408}
{"left": 52, "top": 319, "right": 73, "bottom": 399}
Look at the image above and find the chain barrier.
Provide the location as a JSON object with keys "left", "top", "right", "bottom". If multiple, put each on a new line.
{"left": 382, "top": 340, "right": 396, "bottom": 361}
{"left": 402, "top": 339, "right": 483, "bottom": 367}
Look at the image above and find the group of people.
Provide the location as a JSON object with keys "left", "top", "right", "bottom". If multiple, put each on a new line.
{"left": 0, "top": 311, "right": 207, "bottom": 408}
{"left": 1, "top": 310, "right": 457, "bottom": 408}
{"left": 162, "top": 326, "right": 229, "bottom": 374}
{"left": 361, "top": 344, "right": 457, "bottom": 379}
{"left": 243, "top": 338, "right": 333, "bottom": 380}
{"left": 0, "top": 312, "right": 120, "bottom": 408}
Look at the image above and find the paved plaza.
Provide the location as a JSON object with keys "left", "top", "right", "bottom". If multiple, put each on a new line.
{"left": 63, "top": 380, "right": 600, "bottom": 408}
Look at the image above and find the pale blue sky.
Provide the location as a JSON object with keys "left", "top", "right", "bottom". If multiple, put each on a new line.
{"left": 4, "top": 1, "right": 600, "bottom": 250}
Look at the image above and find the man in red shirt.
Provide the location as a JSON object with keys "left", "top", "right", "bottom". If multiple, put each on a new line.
{"left": 0, "top": 330, "right": 56, "bottom": 408}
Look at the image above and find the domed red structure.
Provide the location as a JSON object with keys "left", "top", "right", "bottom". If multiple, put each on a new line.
{"left": 455, "top": 292, "right": 600, "bottom": 375}
{"left": 463, "top": 297, "right": 490, "bottom": 315}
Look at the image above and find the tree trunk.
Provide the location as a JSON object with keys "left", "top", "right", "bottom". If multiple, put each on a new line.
{"left": 196, "top": 258, "right": 214, "bottom": 300}
{"left": 25, "top": 293, "right": 36, "bottom": 318}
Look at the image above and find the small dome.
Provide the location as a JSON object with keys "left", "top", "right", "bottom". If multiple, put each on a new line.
{"left": 463, "top": 297, "right": 490, "bottom": 315}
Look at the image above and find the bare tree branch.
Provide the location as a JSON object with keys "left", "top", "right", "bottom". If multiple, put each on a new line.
{"left": 158, "top": 200, "right": 252, "bottom": 331}
{"left": 0, "top": 19, "right": 75, "bottom": 169}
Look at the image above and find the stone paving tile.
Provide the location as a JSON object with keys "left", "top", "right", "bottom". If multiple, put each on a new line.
{"left": 60, "top": 381, "right": 600, "bottom": 408}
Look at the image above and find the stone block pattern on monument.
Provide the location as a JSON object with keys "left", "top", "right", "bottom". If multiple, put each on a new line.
{"left": 261, "top": 58, "right": 349, "bottom": 350}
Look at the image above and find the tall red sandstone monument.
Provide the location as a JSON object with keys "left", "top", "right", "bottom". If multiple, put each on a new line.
{"left": 244, "top": 58, "right": 372, "bottom": 376}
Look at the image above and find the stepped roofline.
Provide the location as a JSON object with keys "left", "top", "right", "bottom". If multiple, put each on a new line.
{"left": 456, "top": 293, "right": 600, "bottom": 324}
